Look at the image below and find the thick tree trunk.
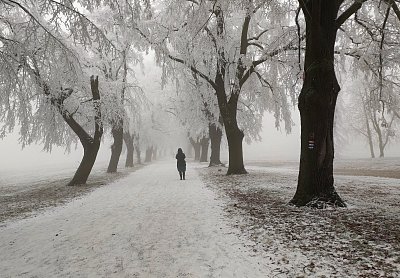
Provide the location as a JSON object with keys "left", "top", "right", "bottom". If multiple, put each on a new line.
{"left": 215, "top": 78, "right": 247, "bottom": 174}
{"left": 200, "top": 136, "right": 209, "bottom": 162}
{"left": 225, "top": 127, "right": 247, "bottom": 174}
{"left": 67, "top": 76, "right": 103, "bottom": 186}
{"left": 145, "top": 146, "right": 153, "bottom": 162}
{"left": 208, "top": 121, "right": 223, "bottom": 166}
{"left": 290, "top": 1, "right": 345, "bottom": 207}
{"left": 123, "top": 132, "right": 134, "bottom": 167}
{"left": 107, "top": 48, "right": 127, "bottom": 173}
{"left": 68, "top": 143, "right": 100, "bottom": 186}
{"left": 107, "top": 124, "right": 123, "bottom": 173}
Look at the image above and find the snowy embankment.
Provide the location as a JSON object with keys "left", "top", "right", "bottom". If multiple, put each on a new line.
{"left": 0, "top": 161, "right": 273, "bottom": 277}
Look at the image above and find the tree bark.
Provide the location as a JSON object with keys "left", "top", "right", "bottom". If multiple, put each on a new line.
{"left": 123, "top": 132, "right": 134, "bottom": 167}
{"left": 200, "top": 136, "right": 209, "bottom": 162}
{"left": 67, "top": 76, "right": 103, "bottom": 186}
{"left": 106, "top": 49, "right": 127, "bottom": 173}
{"left": 225, "top": 127, "right": 246, "bottom": 174}
{"left": 290, "top": 1, "right": 345, "bottom": 207}
{"left": 213, "top": 6, "right": 247, "bottom": 175}
{"left": 107, "top": 123, "right": 123, "bottom": 173}
{"left": 208, "top": 120, "right": 223, "bottom": 166}
{"left": 34, "top": 66, "right": 103, "bottom": 186}
{"left": 215, "top": 76, "right": 247, "bottom": 174}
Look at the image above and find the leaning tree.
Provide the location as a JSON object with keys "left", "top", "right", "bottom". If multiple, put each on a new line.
{"left": 0, "top": 0, "right": 130, "bottom": 185}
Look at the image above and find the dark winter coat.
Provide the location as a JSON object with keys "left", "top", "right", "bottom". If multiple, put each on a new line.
{"left": 176, "top": 152, "right": 186, "bottom": 172}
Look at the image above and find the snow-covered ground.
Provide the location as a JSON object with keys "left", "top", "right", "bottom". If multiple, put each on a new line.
{"left": 0, "top": 161, "right": 274, "bottom": 277}
{"left": 199, "top": 162, "right": 400, "bottom": 277}
{"left": 1, "top": 158, "right": 399, "bottom": 277}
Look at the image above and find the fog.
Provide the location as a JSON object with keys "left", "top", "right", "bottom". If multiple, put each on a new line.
{"left": 1, "top": 54, "right": 400, "bottom": 174}
{"left": 2, "top": 107, "right": 400, "bottom": 175}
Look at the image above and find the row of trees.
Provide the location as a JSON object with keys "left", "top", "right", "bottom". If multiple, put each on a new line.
{"left": 0, "top": 0, "right": 178, "bottom": 186}
{"left": 141, "top": 0, "right": 400, "bottom": 207}
{"left": 1, "top": 0, "right": 400, "bottom": 207}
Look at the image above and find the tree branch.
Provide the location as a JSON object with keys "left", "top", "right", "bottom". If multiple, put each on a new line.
{"left": 168, "top": 54, "right": 217, "bottom": 90}
{"left": 248, "top": 28, "right": 269, "bottom": 41}
{"left": 336, "top": 0, "right": 367, "bottom": 29}
{"left": 247, "top": 42, "right": 264, "bottom": 50}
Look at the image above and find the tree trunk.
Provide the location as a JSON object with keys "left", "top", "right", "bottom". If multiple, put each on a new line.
{"left": 213, "top": 7, "right": 247, "bottom": 175}
{"left": 68, "top": 143, "right": 101, "bottom": 186}
{"left": 107, "top": 124, "right": 123, "bottom": 173}
{"left": 365, "top": 116, "right": 375, "bottom": 158}
{"left": 194, "top": 144, "right": 200, "bottom": 161}
{"left": 200, "top": 136, "right": 209, "bottom": 162}
{"left": 225, "top": 127, "right": 247, "bottom": 174}
{"left": 371, "top": 109, "right": 385, "bottom": 158}
{"left": 136, "top": 148, "right": 142, "bottom": 164}
{"left": 107, "top": 49, "right": 127, "bottom": 173}
{"left": 123, "top": 132, "right": 134, "bottom": 167}
{"left": 215, "top": 77, "right": 247, "bottom": 174}
{"left": 361, "top": 95, "right": 375, "bottom": 158}
{"left": 378, "top": 138, "right": 385, "bottom": 158}
{"left": 153, "top": 146, "right": 158, "bottom": 160}
{"left": 290, "top": 1, "right": 345, "bottom": 207}
{"left": 375, "top": 121, "right": 385, "bottom": 158}
{"left": 368, "top": 133, "right": 376, "bottom": 158}
{"left": 67, "top": 76, "right": 103, "bottom": 186}
{"left": 189, "top": 137, "right": 201, "bottom": 161}
{"left": 145, "top": 146, "right": 153, "bottom": 162}
{"left": 208, "top": 121, "right": 223, "bottom": 166}
{"left": 186, "top": 142, "right": 193, "bottom": 158}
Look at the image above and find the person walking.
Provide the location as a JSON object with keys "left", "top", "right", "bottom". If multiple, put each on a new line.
{"left": 175, "top": 148, "right": 186, "bottom": 180}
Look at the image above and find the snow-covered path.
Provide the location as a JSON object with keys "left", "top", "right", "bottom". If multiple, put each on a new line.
{"left": 0, "top": 161, "right": 269, "bottom": 277}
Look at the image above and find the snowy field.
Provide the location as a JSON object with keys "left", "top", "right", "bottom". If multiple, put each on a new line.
{"left": 0, "top": 158, "right": 399, "bottom": 277}
{"left": 0, "top": 158, "right": 139, "bottom": 224}
{"left": 200, "top": 160, "right": 400, "bottom": 277}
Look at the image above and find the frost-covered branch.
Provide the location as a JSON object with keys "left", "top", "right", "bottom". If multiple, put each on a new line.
{"left": 336, "top": 0, "right": 368, "bottom": 28}
{"left": 167, "top": 55, "right": 217, "bottom": 90}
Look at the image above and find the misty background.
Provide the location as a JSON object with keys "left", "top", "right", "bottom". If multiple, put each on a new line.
{"left": 2, "top": 108, "right": 400, "bottom": 173}
{"left": 1, "top": 53, "right": 400, "bottom": 176}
